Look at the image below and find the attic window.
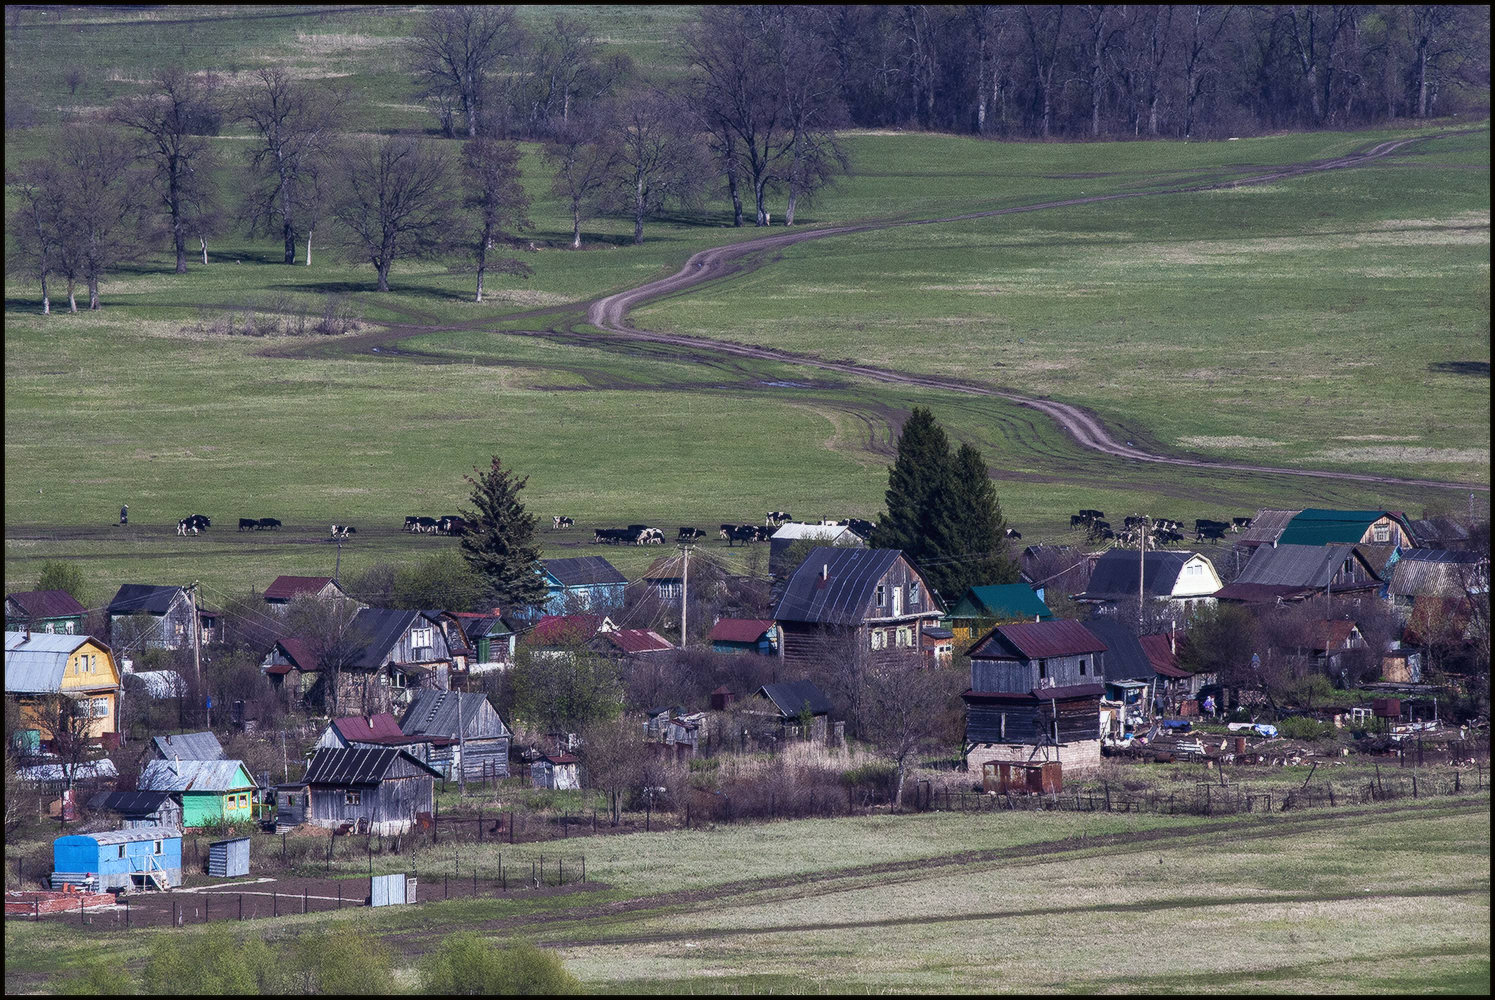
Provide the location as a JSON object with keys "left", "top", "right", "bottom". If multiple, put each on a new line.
{"left": 1038, "top": 659, "right": 1048, "bottom": 680}
{"left": 909, "top": 582, "right": 921, "bottom": 606}
{"left": 875, "top": 585, "right": 885, "bottom": 608}
{"left": 1078, "top": 658, "right": 1087, "bottom": 675}
{"left": 411, "top": 627, "right": 434, "bottom": 649}
{"left": 1373, "top": 525, "right": 1390, "bottom": 543}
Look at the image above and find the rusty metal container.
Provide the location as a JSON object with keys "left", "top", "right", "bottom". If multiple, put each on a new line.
{"left": 1373, "top": 698, "right": 1401, "bottom": 718}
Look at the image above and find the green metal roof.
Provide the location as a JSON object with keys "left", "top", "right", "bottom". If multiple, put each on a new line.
{"left": 948, "top": 584, "right": 1052, "bottom": 622}
{"left": 1277, "top": 510, "right": 1399, "bottom": 547}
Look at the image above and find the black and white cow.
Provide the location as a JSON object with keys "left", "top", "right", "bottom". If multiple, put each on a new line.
{"left": 257, "top": 517, "right": 282, "bottom": 531}
{"left": 238, "top": 518, "right": 257, "bottom": 532}
{"left": 438, "top": 515, "right": 467, "bottom": 536}
{"left": 1005, "top": 527, "right": 1022, "bottom": 539}
{"left": 331, "top": 524, "right": 357, "bottom": 539}
{"left": 678, "top": 527, "right": 706, "bottom": 542}
{"left": 553, "top": 516, "right": 575, "bottom": 529}
{"left": 404, "top": 516, "right": 420, "bottom": 532}
{"left": 415, "top": 516, "right": 439, "bottom": 534}
{"left": 765, "top": 511, "right": 792, "bottom": 526}
{"left": 178, "top": 514, "right": 210, "bottom": 535}
{"left": 1231, "top": 517, "right": 1254, "bottom": 532}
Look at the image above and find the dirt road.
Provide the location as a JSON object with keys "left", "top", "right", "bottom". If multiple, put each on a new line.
{"left": 586, "top": 131, "right": 1488, "bottom": 493}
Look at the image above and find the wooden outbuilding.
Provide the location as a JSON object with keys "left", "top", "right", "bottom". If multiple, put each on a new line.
{"left": 399, "top": 690, "right": 510, "bottom": 781}
{"left": 530, "top": 753, "right": 580, "bottom": 790}
{"left": 102, "top": 789, "right": 183, "bottom": 831}
{"left": 302, "top": 747, "right": 442, "bottom": 836}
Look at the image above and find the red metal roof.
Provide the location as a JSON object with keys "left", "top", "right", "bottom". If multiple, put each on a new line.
{"left": 708, "top": 618, "right": 775, "bottom": 643}
{"left": 971, "top": 619, "right": 1107, "bottom": 660}
{"left": 532, "top": 614, "right": 604, "bottom": 644}
{"left": 264, "top": 576, "right": 335, "bottom": 601}
{"left": 275, "top": 638, "right": 321, "bottom": 672}
{"left": 6, "top": 590, "right": 87, "bottom": 620}
{"left": 1138, "top": 634, "right": 1191, "bottom": 678}
{"left": 331, "top": 713, "right": 410, "bottom": 744}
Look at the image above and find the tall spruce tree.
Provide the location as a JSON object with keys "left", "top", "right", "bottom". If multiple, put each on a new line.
{"left": 871, "top": 407, "right": 962, "bottom": 597}
{"left": 948, "top": 442, "right": 1021, "bottom": 594}
{"left": 457, "top": 456, "right": 548, "bottom": 612}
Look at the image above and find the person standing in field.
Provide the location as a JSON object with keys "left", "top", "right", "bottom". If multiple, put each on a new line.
{"left": 120, "top": 504, "right": 128, "bottom": 526}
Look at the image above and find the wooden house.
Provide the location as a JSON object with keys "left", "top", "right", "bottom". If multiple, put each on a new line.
{"left": 302, "top": 747, "right": 442, "bottom": 836}
{"left": 753, "top": 680, "right": 835, "bottom": 744}
{"left": 106, "top": 584, "right": 217, "bottom": 650}
{"left": 5, "top": 591, "right": 87, "bottom": 636}
{"left": 399, "top": 690, "right": 510, "bottom": 781}
{"left": 262, "top": 575, "right": 359, "bottom": 612}
{"left": 525, "top": 614, "right": 617, "bottom": 658}
{"left": 443, "top": 611, "right": 517, "bottom": 674}
{"left": 945, "top": 584, "right": 1054, "bottom": 647}
{"left": 4, "top": 631, "right": 122, "bottom": 744}
{"left": 1215, "top": 544, "right": 1383, "bottom": 605}
{"left": 1075, "top": 550, "right": 1222, "bottom": 615}
{"left": 540, "top": 557, "right": 627, "bottom": 614}
{"left": 102, "top": 789, "right": 183, "bottom": 831}
{"left": 1276, "top": 509, "right": 1417, "bottom": 549}
{"left": 137, "top": 758, "right": 257, "bottom": 829}
{"left": 530, "top": 753, "right": 580, "bottom": 790}
{"left": 772, "top": 547, "right": 945, "bottom": 669}
{"left": 963, "top": 620, "right": 1107, "bottom": 773}
{"left": 1387, "top": 549, "right": 1489, "bottom": 620}
{"left": 708, "top": 618, "right": 778, "bottom": 656}
{"left": 768, "top": 523, "right": 866, "bottom": 578}
{"left": 53, "top": 827, "right": 182, "bottom": 891}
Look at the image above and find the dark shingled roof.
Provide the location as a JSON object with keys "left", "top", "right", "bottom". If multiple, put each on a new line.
{"left": 543, "top": 557, "right": 627, "bottom": 588}
{"left": 303, "top": 747, "right": 441, "bottom": 785}
{"left": 108, "top": 584, "right": 184, "bottom": 616}
{"left": 103, "top": 789, "right": 174, "bottom": 815}
{"left": 1081, "top": 550, "right": 1199, "bottom": 601}
{"left": 348, "top": 608, "right": 442, "bottom": 667}
{"left": 757, "top": 680, "right": 833, "bottom": 717}
{"left": 1234, "top": 543, "right": 1378, "bottom": 590}
{"left": 6, "top": 590, "right": 87, "bottom": 620}
{"left": 1081, "top": 618, "right": 1156, "bottom": 682}
{"left": 264, "top": 576, "right": 335, "bottom": 601}
{"left": 773, "top": 547, "right": 930, "bottom": 625}
{"left": 968, "top": 620, "right": 1107, "bottom": 661}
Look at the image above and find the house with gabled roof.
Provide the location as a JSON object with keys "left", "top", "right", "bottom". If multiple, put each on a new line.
{"left": 302, "top": 747, "right": 442, "bottom": 836}
{"left": 1233, "top": 509, "right": 1302, "bottom": 553}
{"left": 1277, "top": 509, "right": 1416, "bottom": 548}
{"left": 443, "top": 611, "right": 518, "bottom": 673}
{"left": 1407, "top": 516, "right": 1470, "bottom": 549}
{"left": 137, "top": 758, "right": 257, "bottom": 828}
{"left": 540, "top": 557, "right": 627, "bottom": 614}
{"left": 753, "top": 680, "right": 836, "bottom": 744}
{"left": 1075, "top": 549, "right": 1222, "bottom": 615}
{"left": 262, "top": 575, "right": 358, "bottom": 612}
{"left": 962, "top": 620, "right": 1107, "bottom": 773}
{"left": 106, "top": 584, "right": 218, "bottom": 650}
{"left": 150, "top": 731, "right": 224, "bottom": 761}
{"left": 1388, "top": 549, "right": 1489, "bottom": 620}
{"left": 773, "top": 547, "right": 945, "bottom": 668}
{"left": 709, "top": 619, "right": 779, "bottom": 656}
{"left": 768, "top": 522, "right": 866, "bottom": 577}
{"left": 596, "top": 628, "right": 675, "bottom": 658}
{"left": 945, "top": 583, "right": 1054, "bottom": 648}
{"left": 1215, "top": 543, "right": 1383, "bottom": 605}
{"left": 399, "top": 690, "right": 510, "bottom": 781}
{"left": 5, "top": 590, "right": 87, "bottom": 636}
{"left": 5, "top": 631, "right": 121, "bottom": 745}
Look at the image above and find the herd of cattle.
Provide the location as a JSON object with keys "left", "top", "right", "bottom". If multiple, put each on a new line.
{"left": 1069, "top": 509, "right": 1253, "bottom": 545}
{"left": 237, "top": 517, "right": 282, "bottom": 531}
{"left": 403, "top": 515, "right": 468, "bottom": 536}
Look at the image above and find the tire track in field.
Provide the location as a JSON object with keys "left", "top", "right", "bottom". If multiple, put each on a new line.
{"left": 585, "top": 129, "right": 1489, "bottom": 494}
{"left": 382, "top": 797, "right": 1487, "bottom": 951}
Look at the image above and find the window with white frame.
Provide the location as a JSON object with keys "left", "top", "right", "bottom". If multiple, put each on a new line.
{"left": 1372, "top": 524, "right": 1390, "bottom": 543}
{"left": 64, "top": 621, "right": 75, "bottom": 634}
{"left": 870, "top": 629, "right": 887, "bottom": 650}
{"left": 345, "top": 790, "right": 361, "bottom": 806}
{"left": 91, "top": 697, "right": 109, "bottom": 718}
{"left": 391, "top": 669, "right": 409, "bottom": 689}
{"left": 45, "top": 623, "right": 55, "bottom": 634}
{"left": 410, "top": 627, "right": 434, "bottom": 649}
{"left": 895, "top": 627, "right": 912, "bottom": 647}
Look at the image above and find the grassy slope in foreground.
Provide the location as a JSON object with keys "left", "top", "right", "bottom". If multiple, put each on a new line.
{"left": 636, "top": 128, "right": 1491, "bottom": 487}
{"left": 3, "top": 797, "right": 1488, "bottom": 993}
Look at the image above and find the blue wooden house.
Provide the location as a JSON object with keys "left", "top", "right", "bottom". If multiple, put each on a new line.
{"left": 708, "top": 618, "right": 779, "bottom": 655}
{"left": 52, "top": 826, "right": 182, "bottom": 890}
{"left": 540, "top": 557, "right": 627, "bottom": 614}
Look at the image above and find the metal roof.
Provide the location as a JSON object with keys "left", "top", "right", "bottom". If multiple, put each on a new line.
{"left": 5, "top": 590, "right": 87, "bottom": 620}
{"left": 103, "top": 790, "right": 174, "bottom": 814}
{"left": 948, "top": 584, "right": 1053, "bottom": 622}
{"left": 968, "top": 620, "right": 1107, "bottom": 661}
{"left": 152, "top": 732, "right": 224, "bottom": 761}
{"left": 1235, "top": 509, "right": 1302, "bottom": 547}
{"left": 1390, "top": 556, "right": 1489, "bottom": 598}
{"left": 5, "top": 631, "right": 109, "bottom": 694}
{"left": 399, "top": 690, "right": 510, "bottom": 740}
{"left": 107, "top": 584, "right": 185, "bottom": 616}
{"left": 770, "top": 523, "right": 862, "bottom": 543}
{"left": 303, "top": 746, "right": 442, "bottom": 785}
{"left": 139, "top": 758, "right": 255, "bottom": 793}
{"left": 346, "top": 608, "right": 437, "bottom": 667}
{"left": 531, "top": 614, "right": 609, "bottom": 644}
{"left": 1138, "top": 634, "right": 1188, "bottom": 678}
{"left": 1080, "top": 550, "right": 1203, "bottom": 601}
{"left": 63, "top": 826, "right": 180, "bottom": 846}
{"left": 1214, "top": 582, "right": 1316, "bottom": 604}
{"left": 773, "top": 547, "right": 922, "bottom": 625}
{"left": 543, "top": 556, "right": 627, "bottom": 588}
{"left": 1408, "top": 517, "right": 1469, "bottom": 547}
{"left": 264, "top": 576, "right": 337, "bottom": 601}
{"left": 331, "top": 713, "right": 409, "bottom": 744}
{"left": 1080, "top": 618, "right": 1156, "bottom": 682}
{"left": 757, "top": 680, "right": 833, "bottom": 717}
{"left": 603, "top": 629, "right": 674, "bottom": 654}
{"left": 19, "top": 759, "right": 117, "bottom": 782}
{"left": 708, "top": 618, "right": 776, "bottom": 643}
{"left": 1277, "top": 509, "right": 1408, "bottom": 547}
{"left": 1234, "top": 543, "right": 1375, "bottom": 589}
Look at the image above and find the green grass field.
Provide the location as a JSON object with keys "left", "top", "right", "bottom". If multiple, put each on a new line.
{"left": 4, "top": 9, "right": 1490, "bottom": 600}
{"left": 4, "top": 796, "right": 1488, "bottom": 993}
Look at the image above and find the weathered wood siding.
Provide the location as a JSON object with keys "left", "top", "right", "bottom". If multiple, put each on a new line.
{"left": 966, "top": 694, "right": 1102, "bottom": 746}
{"left": 970, "top": 651, "right": 1102, "bottom": 693}
{"left": 308, "top": 773, "right": 433, "bottom": 836}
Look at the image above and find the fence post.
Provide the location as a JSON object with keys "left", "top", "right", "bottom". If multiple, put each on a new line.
{"left": 172, "top": 899, "right": 177, "bottom": 927}
{"left": 479, "top": 808, "right": 483, "bottom": 842}
{"left": 126, "top": 896, "right": 130, "bottom": 927}
{"left": 204, "top": 893, "right": 209, "bottom": 922}
{"left": 303, "top": 886, "right": 308, "bottom": 913}
{"left": 511, "top": 811, "right": 515, "bottom": 844}
{"left": 338, "top": 882, "right": 342, "bottom": 907}
{"left": 581, "top": 856, "right": 585, "bottom": 883}
{"left": 239, "top": 893, "right": 243, "bottom": 920}
{"left": 1412, "top": 774, "right": 1418, "bottom": 799}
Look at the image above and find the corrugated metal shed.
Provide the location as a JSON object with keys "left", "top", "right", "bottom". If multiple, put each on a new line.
{"left": 4, "top": 631, "right": 100, "bottom": 693}
{"left": 207, "top": 837, "right": 250, "bottom": 877}
{"left": 1390, "top": 551, "right": 1489, "bottom": 598}
{"left": 139, "top": 758, "right": 255, "bottom": 793}
{"left": 773, "top": 547, "right": 907, "bottom": 625}
{"left": 152, "top": 731, "right": 225, "bottom": 760}
{"left": 968, "top": 620, "right": 1107, "bottom": 661}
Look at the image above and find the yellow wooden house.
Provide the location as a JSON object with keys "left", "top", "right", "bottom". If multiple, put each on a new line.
{"left": 5, "top": 630, "right": 122, "bottom": 744}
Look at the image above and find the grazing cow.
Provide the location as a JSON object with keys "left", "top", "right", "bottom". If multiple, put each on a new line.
{"left": 1231, "top": 517, "right": 1254, "bottom": 532}
{"left": 437, "top": 515, "right": 467, "bottom": 536}
{"left": 838, "top": 518, "right": 875, "bottom": 538}
{"left": 678, "top": 527, "right": 706, "bottom": 542}
{"left": 415, "top": 516, "right": 439, "bottom": 534}
{"left": 1196, "top": 525, "right": 1227, "bottom": 543}
{"left": 553, "top": 516, "right": 575, "bottom": 529}
{"left": 765, "top": 511, "right": 792, "bottom": 526}
{"left": 404, "top": 516, "right": 419, "bottom": 532}
{"left": 177, "top": 519, "right": 196, "bottom": 536}
{"left": 238, "top": 518, "right": 257, "bottom": 532}
{"left": 331, "top": 524, "right": 357, "bottom": 539}
{"left": 1005, "top": 528, "right": 1022, "bottom": 539}
{"left": 1079, "top": 509, "right": 1104, "bottom": 522}
{"left": 257, "top": 517, "right": 282, "bottom": 531}
{"left": 1070, "top": 514, "right": 1087, "bottom": 529}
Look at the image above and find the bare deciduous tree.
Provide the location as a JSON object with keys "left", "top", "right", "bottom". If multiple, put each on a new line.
{"left": 238, "top": 67, "right": 348, "bottom": 265}
{"left": 461, "top": 137, "right": 532, "bottom": 302}
{"left": 544, "top": 110, "right": 619, "bottom": 249}
{"left": 111, "top": 66, "right": 221, "bottom": 273}
{"left": 610, "top": 89, "right": 708, "bottom": 245}
{"left": 331, "top": 136, "right": 457, "bottom": 292}
{"left": 408, "top": 5, "right": 525, "bottom": 139}
{"left": 859, "top": 654, "right": 965, "bottom": 809}
{"left": 52, "top": 122, "right": 145, "bottom": 311}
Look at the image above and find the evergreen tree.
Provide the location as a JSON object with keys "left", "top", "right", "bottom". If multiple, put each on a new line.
{"left": 871, "top": 407, "right": 961, "bottom": 597}
{"left": 457, "top": 456, "right": 548, "bottom": 612}
{"left": 947, "top": 442, "right": 1020, "bottom": 594}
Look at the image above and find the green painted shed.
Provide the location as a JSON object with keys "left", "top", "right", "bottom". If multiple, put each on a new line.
{"left": 138, "top": 758, "right": 257, "bottom": 828}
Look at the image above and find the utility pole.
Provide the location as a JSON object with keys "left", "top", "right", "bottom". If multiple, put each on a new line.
{"left": 334, "top": 533, "right": 343, "bottom": 584}
{"left": 1137, "top": 515, "right": 1148, "bottom": 628}
{"left": 680, "top": 542, "right": 691, "bottom": 650}
{"left": 457, "top": 691, "right": 467, "bottom": 796}
{"left": 187, "top": 581, "right": 204, "bottom": 725}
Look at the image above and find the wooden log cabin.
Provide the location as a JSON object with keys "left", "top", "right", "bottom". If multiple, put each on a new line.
{"left": 963, "top": 620, "right": 1108, "bottom": 774}
{"left": 302, "top": 747, "right": 442, "bottom": 836}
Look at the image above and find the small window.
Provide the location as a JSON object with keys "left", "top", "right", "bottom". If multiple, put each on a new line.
{"left": 64, "top": 621, "right": 75, "bottom": 634}
{"left": 874, "top": 585, "right": 885, "bottom": 608}
{"left": 896, "top": 627, "right": 912, "bottom": 647}
{"left": 909, "top": 582, "right": 920, "bottom": 606}
{"left": 153, "top": 840, "right": 163, "bottom": 856}
{"left": 118, "top": 845, "right": 126, "bottom": 859}
{"left": 92, "top": 697, "right": 109, "bottom": 718}
{"left": 1079, "top": 658, "right": 1087, "bottom": 676}
{"left": 45, "top": 623, "right": 55, "bottom": 634}
{"left": 345, "top": 790, "right": 361, "bottom": 806}
{"left": 870, "top": 629, "right": 886, "bottom": 650}
{"left": 411, "top": 627, "right": 434, "bottom": 648}
{"left": 1372, "top": 525, "right": 1390, "bottom": 543}
{"left": 1038, "top": 659, "right": 1048, "bottom": 680}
